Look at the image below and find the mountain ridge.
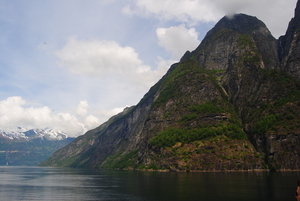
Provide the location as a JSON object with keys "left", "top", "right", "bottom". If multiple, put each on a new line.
{"left": 0, "top": 127, "right": 68, "bottom": 141}
{"left": 0, "top": 127, "right": 74, "bottom": 166}
{"left": 41, "top": 1, "right": 300, "bottom": 171}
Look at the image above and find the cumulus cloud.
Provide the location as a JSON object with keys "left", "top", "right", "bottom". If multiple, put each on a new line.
{"left": 156, "top": 24, "right": 200, "bottom": 59}
{"left": 124, "top": 0, "right": 297, "bottom": 37}
{"left": 0, "top": 96, "right": 101, "bottom": 137}
{"left": 96, "top": 106, "right": 129, "bottom": 121}
{"left": 76, "top": 100, "right": 89, "bottom": 116}
{"left": 55, "top": 37, "right": 143, "bottom": 77}
{"left": 55, "top": 37, "right": 172, "bottom": 91}
{"left": 123, "top": 0, "right": 220, "bottom": 23}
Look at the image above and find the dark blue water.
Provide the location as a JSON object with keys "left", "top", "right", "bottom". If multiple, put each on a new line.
{"left": 0, "top": 166, "right": 298, "bottom": 201}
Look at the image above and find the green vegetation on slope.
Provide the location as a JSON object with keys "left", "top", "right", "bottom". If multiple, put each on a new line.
{"left": 191, "top": 101, "right": 225, "bottom": 114}
{"left": 245, "top": 69, "right": 300, "bottom": 136}
{"left": 101, "top": 150, "right": 138, "bottom": 169}
{"left": 149, "top": 123, "right": 246, "bottom": 148}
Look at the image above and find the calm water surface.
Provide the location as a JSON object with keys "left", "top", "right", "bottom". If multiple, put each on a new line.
{"left": 0, "top": 166, "right": 298, "bottom": 201}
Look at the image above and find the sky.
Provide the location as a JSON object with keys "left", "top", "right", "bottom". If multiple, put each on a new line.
{"left": 0, "top": 0, "right": 298, "bottom": 137}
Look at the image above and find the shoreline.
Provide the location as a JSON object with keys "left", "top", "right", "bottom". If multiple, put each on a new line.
{"left": 128, "top": 168, "right": 300, "bottom": 173}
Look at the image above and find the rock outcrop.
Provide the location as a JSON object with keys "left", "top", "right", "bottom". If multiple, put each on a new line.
{"left": 41, "top": 0, "right": 300, "bottom": 171}
{"left": 279, "top": 0, "right": 300, "bottom": 80}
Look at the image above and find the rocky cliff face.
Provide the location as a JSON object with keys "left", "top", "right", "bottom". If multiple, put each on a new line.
{"left": 279, "top": 0, "right": 300, "bottom": 80}
{"left": 41, "top": 1, "right": 300, "bottom": 171}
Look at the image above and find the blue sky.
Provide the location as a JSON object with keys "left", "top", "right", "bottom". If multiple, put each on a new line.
{"left": 0, "top": 0, "right": 297, "bottom": 136}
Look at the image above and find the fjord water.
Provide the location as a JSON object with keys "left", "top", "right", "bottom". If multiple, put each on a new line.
{"left": 0, "top": 166, "right": 298, "bottom": 201}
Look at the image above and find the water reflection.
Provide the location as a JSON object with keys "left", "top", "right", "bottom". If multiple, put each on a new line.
{"left": 0, "top": 166, "right": 298, "bottom": 201}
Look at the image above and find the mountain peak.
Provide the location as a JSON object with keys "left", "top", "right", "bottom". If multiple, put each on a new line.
{"left": 217, "top": 14, "right": 266, "bottom": 32}
{"left": 0, "top": 127, "right": 68, "bottom": 141}
{"left": 204, "top": 13, "right": 272, "bottom": 40}
{"left": 188, "top": 13, "right": 280, "bottom": 71}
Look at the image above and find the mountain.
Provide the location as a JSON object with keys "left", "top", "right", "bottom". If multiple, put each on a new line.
{"left": 41, "top": 1, "right": 300, "bottom": 171}
{"left": 0, "top": 127, "right": 74, "bottom": 166}
{"left": 0, "top": 127, "right": 68, "bottom": 141}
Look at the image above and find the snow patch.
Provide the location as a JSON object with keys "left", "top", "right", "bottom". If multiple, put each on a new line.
{"left": 0, "top": 127, "right": 68, "bottom": 141}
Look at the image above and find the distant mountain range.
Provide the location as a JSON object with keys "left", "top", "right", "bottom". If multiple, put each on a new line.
{"left": 0, "top": 127, "right": 68, "bottom": 141}
{"left": 0, "top": 127, "right": 74, "bottom": 166}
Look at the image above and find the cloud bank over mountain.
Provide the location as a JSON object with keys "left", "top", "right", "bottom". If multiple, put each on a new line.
{"left": 124, "top": 0, "right": 294, "bottom": 38}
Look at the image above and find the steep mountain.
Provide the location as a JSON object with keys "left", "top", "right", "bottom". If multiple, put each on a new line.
{"left": 279, "top": 0, "right": 300, "bottom": 79}
{"left": 0, "top": 127, "right": 74, "bottom": 166}
{"left": 41, "top": 1, "right": 300, "bottom": 171}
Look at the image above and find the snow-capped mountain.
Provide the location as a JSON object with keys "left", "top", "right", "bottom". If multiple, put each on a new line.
{"left": 0, "top": 127, "right": 68, "bottom": 141}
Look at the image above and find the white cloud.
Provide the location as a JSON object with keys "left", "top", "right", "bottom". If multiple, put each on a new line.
{"left": 0, "top": 97, "right": 52, "bottom": 128}
{"left": 124, "top": 0, "right": 297, "bottom": 38}
{"left": 84, "top": 115, "right": 101, "bottom": 130}
{"left": 97, "top": 106, "right": 129, "bottom": 121}
{"left": 55, "top": 37, "right": 172, "bottom": 92}
{"left": 76, "top": 100, "right": 89, "bottom": 117}
{"left": 0, "top": 96, "right": 101, "bottom": 137}
{"left": 55, "top": 37, "right": 143, "bottom": 77}
{"left": 128, "top": 56, "right": 175, "bottom": 90}
{"left": 156, "top": 24, "right": 200, "bottom": 59}
{"left": 123, "top": 0, "right": 220, "bottom": 23}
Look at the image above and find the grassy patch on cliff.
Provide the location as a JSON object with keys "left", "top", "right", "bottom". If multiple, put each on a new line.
{"left": 252, "top": 114, "right": 278, "bottom": 135}
{"left": 237, "top": 34, "right": 261, "bottom": 65}
{"left": 252, "top": 103, "right": 300, "bottom": 135}
{"left": 190, "top": 101, "right": 225, "bottom": 114}
{"left": 238, "top": 34, "right": 255, "bottom": 49}
{"left": 247, "top": 69, "right": 300, "bottom": 136}
{"left": 149, "top": 123, "right": 246, "bottom": 148}
{"left": 261, "top": 70, "right": 300, "bottom": 105}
